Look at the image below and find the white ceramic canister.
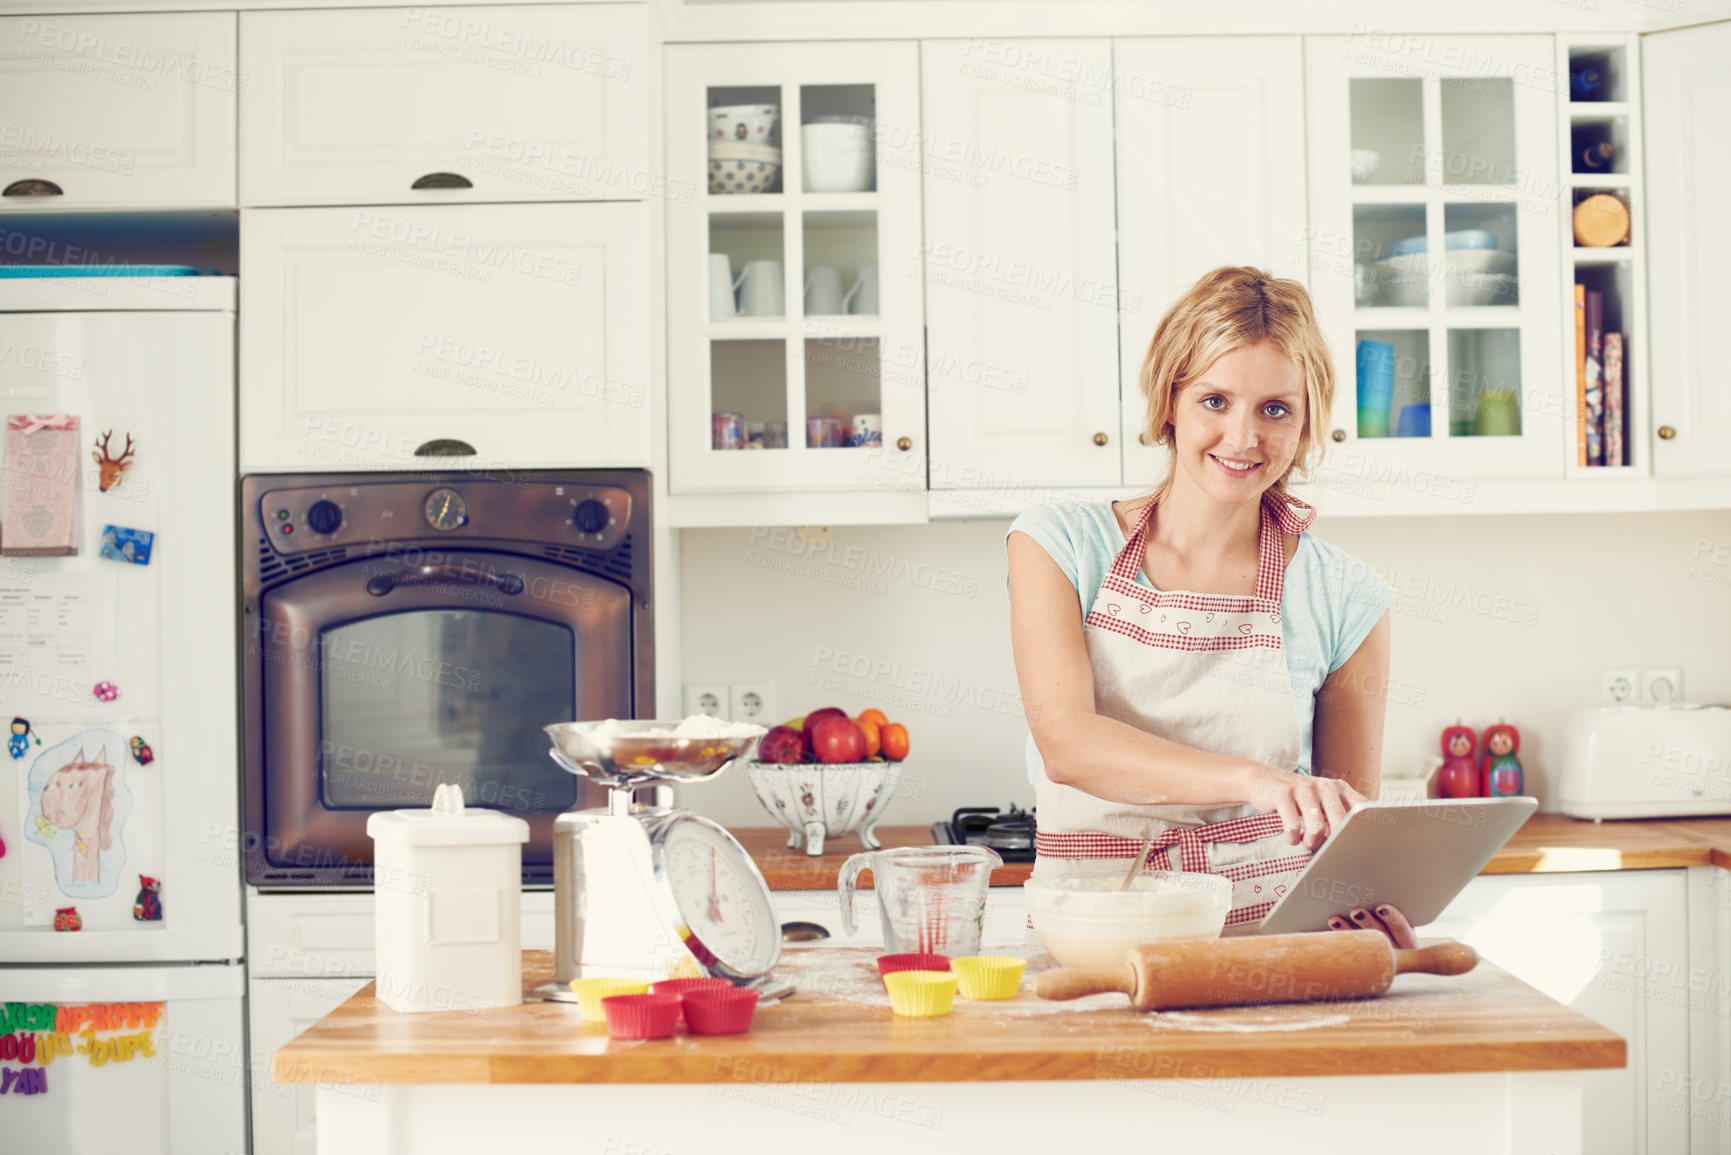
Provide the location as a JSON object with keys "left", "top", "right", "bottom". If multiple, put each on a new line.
{"left": 366, "top": 784, "right": 530, "bottom": 1014}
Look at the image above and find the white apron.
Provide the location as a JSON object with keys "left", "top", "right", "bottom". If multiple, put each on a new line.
{"left": 1032, "top": 489, "right": 1317, "bottom": 928}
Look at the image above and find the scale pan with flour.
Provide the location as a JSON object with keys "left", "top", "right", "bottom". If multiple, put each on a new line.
{"left": 529, "top": 720, "right": 794, "bottom": 1002}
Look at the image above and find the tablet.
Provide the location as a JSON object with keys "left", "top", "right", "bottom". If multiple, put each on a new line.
{"left": 1254, "top": 796, "right": 1538, "bottom": 935}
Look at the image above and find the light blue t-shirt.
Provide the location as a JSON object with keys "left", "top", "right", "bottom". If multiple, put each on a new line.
{"left": 1008, "top": 500, "right": 1396, "bottom": 785}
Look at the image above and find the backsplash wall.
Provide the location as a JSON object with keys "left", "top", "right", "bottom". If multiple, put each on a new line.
{"left": 678, "top": 510, "right": 1731, "bottom": 829}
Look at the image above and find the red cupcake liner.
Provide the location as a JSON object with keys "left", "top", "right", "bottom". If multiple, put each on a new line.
{"left": 650, "top": 977, "right": 732, "bottom": 1023}
{"left": 602, "top": 992, "right": 682, "bottom": 1040}
{"left": 681, "top": 987, "right": 760, "bottom": 1036}
{"left": 876, "top": 953, "right": 952, "bottom": 987}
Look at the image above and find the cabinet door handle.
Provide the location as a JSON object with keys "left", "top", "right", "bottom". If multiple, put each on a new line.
{"left": 1093, "top": 432, "right": 1109, "bottom": 446}
{"left": 3, "top": 179, "right": 62, "bottom": 197}
{"left": 415, "top": 438, "right": 476, "bottom": 456}
{"left": 411, "top": 172, "right": 473, "bottom": 190}
{"left": 896, "top": 436, "right": 913, "bottom": 451}
{"left": 1331, "top": 428, "right": 1347, "bottom": 443}
{"left": 1657, "top": 425, "right": 1676, "bottom": 440}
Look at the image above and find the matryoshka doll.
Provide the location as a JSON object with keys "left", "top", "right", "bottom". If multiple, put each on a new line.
{"left": 1439, "top": 725, "right": 1479, "bottom": 798}
{"left": 53, "top": 906, "right": 81, "bottom": 932}
{"left": 1481, "top": 724, "right": 1524, "bottom": 798}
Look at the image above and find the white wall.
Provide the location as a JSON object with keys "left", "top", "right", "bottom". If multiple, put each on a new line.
{"left": 678, "top": 510, "right": 1731, "bottom": 829}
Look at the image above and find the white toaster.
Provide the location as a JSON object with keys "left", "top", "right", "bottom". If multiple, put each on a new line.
{"left": 1560, "top": 704, "right": 1731, "bottom": 820}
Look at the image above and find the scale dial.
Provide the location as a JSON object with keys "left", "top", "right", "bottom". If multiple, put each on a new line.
{"left": 423, "top": 487, "right": 467, "bottom": 531}
{"left": 658, "top": 816, "right": 780, "bottom": 980}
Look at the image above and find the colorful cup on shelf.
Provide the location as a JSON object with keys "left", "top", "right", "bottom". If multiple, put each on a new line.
{"left": 1395, "top": 404, "right": 1432, "bottom": 439}
{"left": 1355, "top": 339, "right": 1395, "bottom": 438}
{"left": 806, "top": 416, "right": 845, "bottom": 448}
{"left": 850, "top": 412, "right": 882, "bottom": 448}
{"left": 712, "top": 411, "right": 745, "bottom": 450}
{"left": 1474, "top": 390, "right": 1522, "bottom": 436}
{"left": 762, "top": 420, "right": 789, "bottom": 449}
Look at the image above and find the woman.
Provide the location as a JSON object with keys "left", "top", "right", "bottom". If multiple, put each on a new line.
{"left": 1007, "top": 266, "right": 1412, "bottom": 946}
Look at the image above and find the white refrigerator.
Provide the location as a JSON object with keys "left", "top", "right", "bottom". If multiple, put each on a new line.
{"left": 0, "top": 278, "right": 245, "bottom": 1154}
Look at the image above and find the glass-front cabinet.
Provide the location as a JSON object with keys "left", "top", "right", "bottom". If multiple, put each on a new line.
{"left": 666, "top": 42, "right": 925, "bottom": 493}
{"left": 1304, "top": 35, "right": 1562, "bottom": 480}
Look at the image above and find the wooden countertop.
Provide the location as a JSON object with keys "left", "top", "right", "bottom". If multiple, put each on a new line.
{"left": 273, "top": 946, "right": 1624, "bottom": 1086}
{"left": 740, "top": 814, "right": 1731, "bottom": 889}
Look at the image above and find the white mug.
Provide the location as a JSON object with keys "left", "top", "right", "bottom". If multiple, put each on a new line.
{"left": 847, "top": 265, "right": 879, "bottom": 315}
{"left": 804, "top": 265, "right": 845, "bottom": 315}
{"left": 708, "top": 253, "right": 737, "bottom": 320}
{"left": 850, "top": 412, "right": 882, "bottom": 448}
{"left": 734, "top": 259, "right": 784, "bottom": 317}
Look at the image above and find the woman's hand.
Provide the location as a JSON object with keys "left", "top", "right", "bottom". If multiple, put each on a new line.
{"left": 1328, "top": 905, "right": 1418, "bottom": 950}
{"left": 1235, "top": 763, "right": 1367, "bottom": 851}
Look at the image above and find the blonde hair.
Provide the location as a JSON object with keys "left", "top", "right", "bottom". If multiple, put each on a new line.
{"left": 1137, "top": 266, "right": 1334, "bottom": 499}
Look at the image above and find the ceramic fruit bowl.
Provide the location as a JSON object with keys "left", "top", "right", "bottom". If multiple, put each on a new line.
{"left": 743, "top": 760, "right": 902, "bottom": 856}
{"left": 1024, "top": 871, "right": 1232, "bottom": 969}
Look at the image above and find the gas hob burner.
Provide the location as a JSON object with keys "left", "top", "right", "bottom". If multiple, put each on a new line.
{"left": 932, "top": 805, "right": 1036, "bottom": 863}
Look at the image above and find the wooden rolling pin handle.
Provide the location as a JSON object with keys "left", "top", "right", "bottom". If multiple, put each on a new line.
{"left": 1393, "top": 941, "right": 1479, "bottom": 977}
{"left": 1035, "top": 963, "right": 1139, "bottom": 1003}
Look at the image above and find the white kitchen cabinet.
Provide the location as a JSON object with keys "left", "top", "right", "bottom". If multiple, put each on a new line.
{"left": 1305, "top": 34, "right": 1563, "bottom": 480}
{"left": 922, "top": 39, "right": 1120, "bottom": 490}
{"left": 240, "top": 202, "right": 650, "bottom": 471}
{"left": 1687, "top": 867, "right": 1731, "bottom": 1155}
{"left": 239, "top": 4, "right": 648, "bottom": 207}
{"left": 249, "top": 977, "right": 371, "bottom": 1155}
{"left": 0, "top": 13, "right": 236, "bottom": 209}
{"left": 664, "top": 41, "right": 926, "bottom": 496}
{"left": 1426, "top": 869, "right": 1689, "bottom": 1155}
{"left": 1645, "top": 21, "right": 1731, "bottom": 479}
{"left": 1113, "top": 37, "right": 1310, "bottom": 489}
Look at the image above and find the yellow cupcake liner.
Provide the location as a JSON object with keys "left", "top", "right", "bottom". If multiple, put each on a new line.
{"left": 883, "top": 970, "right": 959, "bottom": 1018}
{"left": 951, "top": 955, "right": 1025, "bottom": 1000}
{"left": 570, "top": 976, "right": 651, "bottom": 1022}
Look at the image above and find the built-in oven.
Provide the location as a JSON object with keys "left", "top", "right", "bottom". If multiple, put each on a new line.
{"left": 241, "top": 469, "right": 650, "bottom": 886}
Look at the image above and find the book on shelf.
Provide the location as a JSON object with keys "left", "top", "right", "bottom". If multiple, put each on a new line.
{"left": 1585, "top": 290, "right": 1604, "bottom": 466}
{"left": 1575, "top": 284, "right": 1587, "bottom": 466}
{"left": 1605, "top": 332, "right": 1625, "bottom": 467}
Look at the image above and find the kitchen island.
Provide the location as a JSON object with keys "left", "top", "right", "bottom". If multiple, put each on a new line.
{"left": 275, "top": 947, "right": 1623, "bottom": 1153}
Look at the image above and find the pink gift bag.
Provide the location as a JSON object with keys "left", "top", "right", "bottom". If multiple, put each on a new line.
{"left": 3, "top": 415, "right": 79, "bottom": 556}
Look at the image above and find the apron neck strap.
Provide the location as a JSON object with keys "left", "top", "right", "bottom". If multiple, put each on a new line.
{"left": 1112, "top": 489, "right": 1316, "bottom": 602}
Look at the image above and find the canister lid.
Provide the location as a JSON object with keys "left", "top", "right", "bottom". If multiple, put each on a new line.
{"left": 365, "top": 783, "right": 530, "bottom": 847}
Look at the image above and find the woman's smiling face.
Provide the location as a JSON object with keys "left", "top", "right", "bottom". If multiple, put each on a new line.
{"left": 1169, "top": 340, "right": 1306, "bottom": 504}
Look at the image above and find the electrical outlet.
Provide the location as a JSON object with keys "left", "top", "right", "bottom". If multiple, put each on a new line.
{"left": 1601, "top": 668, "right": 1638, "bottom": 705}
{"left": 1642, "top": 667, "right": 1683, "bottom": 703}
{"left": 683, "top": 683, "right": 729, "bottom": 720}
{"left": 730, "top": 682, "right": 776, "bottom": 724}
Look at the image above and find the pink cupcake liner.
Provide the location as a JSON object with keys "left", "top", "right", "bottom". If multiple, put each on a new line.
{"left": 601, "top": 992, "right": 681, "bottom": 1040}
{"left": 876, "top": 953, "right": 952, "bottom": 987}
{"left": 681, "top": 987, "right": 760, "bottom": 1036}
{"left": 650, "top": 977, "right": 731, "bottom": 1023}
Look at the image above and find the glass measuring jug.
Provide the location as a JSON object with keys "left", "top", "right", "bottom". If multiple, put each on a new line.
{"left": 837, "top": 846, "right": 1004, "bottom": 957}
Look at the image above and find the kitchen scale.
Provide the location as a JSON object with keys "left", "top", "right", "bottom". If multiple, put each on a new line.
{"left": 527, "top": 720, "right": 795, "bottom": 1003}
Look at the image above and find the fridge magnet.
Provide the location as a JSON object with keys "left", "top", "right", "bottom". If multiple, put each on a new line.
{"left": 52, "top": 906, "right": 81, "bottom": 932}
{"left": 131, "top": 875, "right": 160, "bottom": 921}
{"left": 1, "top": 415, "right": 79, "bottom": 557}
{"left": 23, "top": 729, "right": 132, "bottom": 898}
{"left": 1481, "top": 723, "right": 1525, "bottom": 798}
{"left": 97, "top": 526, "right": 153, "bottom": 566}
{"left": 128, "top": 736, "right": 153, "bottom": 766}
{"left": 9, "top": 716, "right": 39, "bottom": 759}
{"left": 1439, "top": 724, "right": 1479, "bottom": 798}
{"left": 91, "top": 430, "right": 135, "bottom": 493}
{"left": 92, "top": 681, "right": 118, "bottom": 702}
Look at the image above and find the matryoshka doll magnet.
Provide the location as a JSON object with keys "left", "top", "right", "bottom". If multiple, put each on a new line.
{"left": 1440, "top": 724, "right": 1479, "bottom": 798}
{"left": 1481, "top": 724, "right": 1524, "bottom": 798}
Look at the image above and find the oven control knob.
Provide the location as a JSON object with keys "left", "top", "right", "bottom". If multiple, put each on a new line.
{"left": 573, "top": 499, "right": 609, "bottom": 534}
{"left": 305, "top": 500, "right": 343, "bottom": 535}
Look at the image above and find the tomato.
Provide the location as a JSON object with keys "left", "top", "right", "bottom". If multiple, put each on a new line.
{"left": 856, "top": 719, "right": 881, "bottom": 758}
{"left": 812, "top": 717, "right": 867, "bottom": 764}
{"left": 879, "top": 722, "right": 910, "bottom": 762}
{"left": 857, "top": 708, "right": 889, "bottom": 729}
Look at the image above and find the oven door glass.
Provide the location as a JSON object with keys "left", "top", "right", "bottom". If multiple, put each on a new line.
{"left": 320, "top": 610, "right": 578, "bottom": 813}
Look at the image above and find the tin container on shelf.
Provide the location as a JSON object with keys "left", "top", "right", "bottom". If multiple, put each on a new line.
{"left": 712, "top": 411, "right": 746, "bottom": 450}
{"left": 366, "top": 784, "right": 530, "bottom": 1014}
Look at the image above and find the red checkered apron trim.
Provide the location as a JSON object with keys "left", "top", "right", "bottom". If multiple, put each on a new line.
{"left": 1035, "top": 814, "right": 1311, "bottom": 927}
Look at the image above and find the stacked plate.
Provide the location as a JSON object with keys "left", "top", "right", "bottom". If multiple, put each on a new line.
{"left": 1368, "top": 231, "right": 1517, "bottom": 307}
{"left": 709, "top": 103, "right": 780, "bottom": 194}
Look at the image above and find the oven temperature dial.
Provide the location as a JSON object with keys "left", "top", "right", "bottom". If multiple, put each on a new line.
{"left": 424, "top": 488, "right": 468, "bottom": 531}
{"left": 573, "top": 499, "right": 609, "bottom": 534}
{"left": 305, "top": 500, "right": 343, "bottom": 535}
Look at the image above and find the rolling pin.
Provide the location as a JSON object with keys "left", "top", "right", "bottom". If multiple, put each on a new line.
{"left": 1035, "top": 930, "right": 1477, "bottom": 1011}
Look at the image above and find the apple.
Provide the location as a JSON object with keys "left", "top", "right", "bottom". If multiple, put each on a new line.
{"left": 757, "top": 725, "right": 812, "bottom": 764}
{"left": 812, "top": 716, "right": 867, "bottom": 764}
{"left": 801, "top": 707, "right": 849, "bottom": 743}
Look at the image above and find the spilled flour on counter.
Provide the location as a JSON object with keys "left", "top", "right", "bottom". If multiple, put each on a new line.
{"left": 1147, "top": 1011, "right": 1351, "bottom": 1033}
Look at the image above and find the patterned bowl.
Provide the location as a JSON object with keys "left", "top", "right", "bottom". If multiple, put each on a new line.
{"left": 743, "top": 761, "right": 902, "bottom": 856}
{"left": 708, "top": 145, "right": 781, "bottom": 195}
